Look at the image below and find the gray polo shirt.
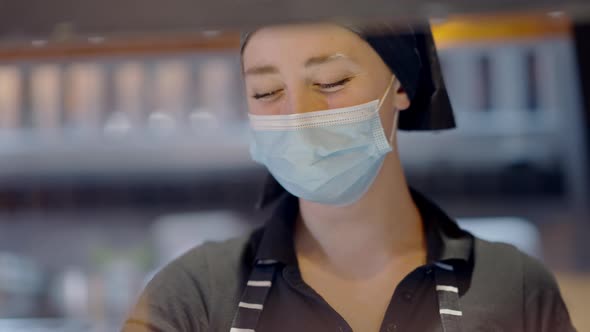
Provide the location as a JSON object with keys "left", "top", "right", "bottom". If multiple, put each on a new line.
{"left": 122, "top": 190, "right": 576, "bottom": 331}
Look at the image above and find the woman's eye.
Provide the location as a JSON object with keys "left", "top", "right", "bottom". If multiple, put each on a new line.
{"left": 252, "top": 89, "right": 283, "bottom": 100}
{"left": 315, "top": 77, "right": 353, "bottom": 91}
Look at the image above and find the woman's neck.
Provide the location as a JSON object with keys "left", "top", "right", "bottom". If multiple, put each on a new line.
{"left": 294, "top": 152, "right": 426, "bottom": 278}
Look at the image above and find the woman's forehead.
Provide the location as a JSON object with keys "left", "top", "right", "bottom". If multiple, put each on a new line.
{"left": 242, "top": 24, "right": 368, "bottom": 66}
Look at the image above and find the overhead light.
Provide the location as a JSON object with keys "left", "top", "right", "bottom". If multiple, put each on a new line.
{"left": 88, "top": 36, "right": 106, "bottom": 44}
{"left": 202, "top": 30, "right": 222, "bottom": 38}
{"left": 547, "top": 11, "right": 565, "bottom": 18}
{"left": 148, "top": 111, "right": 176, "bottom": 134}
{"left": 31, "top": 39, "right": 48, "bottom": 47}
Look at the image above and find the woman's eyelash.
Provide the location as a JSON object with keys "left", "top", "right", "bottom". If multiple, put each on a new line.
{"left": 252, "top": 89, "right": 282, "bottom": 100}
{"left": 316, "top": 77, "right": 352, "bottom": 89}
{"left": 252, "top": 77, "right": 352, "bottom": 100}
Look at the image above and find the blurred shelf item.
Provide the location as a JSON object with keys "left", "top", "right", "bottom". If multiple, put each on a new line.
{"left": 0, "top": 253, "right": 46, "bottom": 318}
{"left": 0, "top": 33, "right": 240, "bottom": 60}
{"left": 401, "top": 25, "right": 587, "bottom": 205}
{"left": 432, "top": 13, "right": 572, "bottom": 48}
{"left": 0, "top": 48, "right": 252, "bottom": 182}
{"left": 0, "top": 318, "right": 108, "bottom": 332}
{"left": 0, "top": 130, "right": 255, "bottom": 181}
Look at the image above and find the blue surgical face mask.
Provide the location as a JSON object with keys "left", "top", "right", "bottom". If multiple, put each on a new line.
{"left": 249, "top": 77, "right": 397, "bottom": 206}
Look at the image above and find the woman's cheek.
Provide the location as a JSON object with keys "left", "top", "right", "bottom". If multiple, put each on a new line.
{"left": 324, "top": 86, "right": 370, "bottom": 109}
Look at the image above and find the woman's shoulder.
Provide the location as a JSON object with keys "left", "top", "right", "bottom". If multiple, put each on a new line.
{"left": 153, "top": 226, "right": 264, "bottom": 297}
{"left": 123, "top": 228, "right": 263, "bottom": 331}
{"left": 472, "top": 236, "right": 559, "bottom": 288}
{"left": 469, "top": 237, "right": 574, "bottom": 330}
{"left": 171, "top": 228, "right": 260, "bottom": 276}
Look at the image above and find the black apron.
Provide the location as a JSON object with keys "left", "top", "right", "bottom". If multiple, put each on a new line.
{"left": 230, "top": 259, "right": 462, "bottom": 332}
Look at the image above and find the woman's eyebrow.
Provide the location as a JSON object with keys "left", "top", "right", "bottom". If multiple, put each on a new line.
{"left": 244, "top": 54, "right": 355, "bottom": 76}
{"left": 305, "top": 53, "right": 354, "bottom": 67}
{"left": 244, "top": 65, "right": 279, "bottom": 76}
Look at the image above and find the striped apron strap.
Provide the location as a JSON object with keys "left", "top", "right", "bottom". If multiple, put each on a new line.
{"left": 434, "top": 261, "right": 463, "bottom": 332}
{"left": 230, "top": 259, "right": 278, "bottom": 332}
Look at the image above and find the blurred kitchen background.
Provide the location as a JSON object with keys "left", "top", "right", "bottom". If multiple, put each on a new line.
{"left": 0, "top": 3, "right": 589, "bottom": 331}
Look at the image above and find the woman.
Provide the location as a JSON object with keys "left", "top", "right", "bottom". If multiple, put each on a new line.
{"left": 123, "top": 23, "right": 575, "bottom": 331}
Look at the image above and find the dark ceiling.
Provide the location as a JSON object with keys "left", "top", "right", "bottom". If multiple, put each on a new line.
{"left": 0, "top": 0, "right": 589, "bottom": 42}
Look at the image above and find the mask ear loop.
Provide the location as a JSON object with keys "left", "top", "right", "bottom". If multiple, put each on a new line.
{"left": 376, "top": 75, "right": 396, "bottom": 112}
{"left": 375, "top": 75, "right": 401, "bottom": 146}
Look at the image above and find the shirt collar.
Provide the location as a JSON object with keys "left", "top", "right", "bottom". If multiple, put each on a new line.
{"left": 254, "top": 188, "right": 473, "bottom": 266}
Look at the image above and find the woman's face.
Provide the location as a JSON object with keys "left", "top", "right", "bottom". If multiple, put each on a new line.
{"left": 241, "top": 23, "right": 410, "bottom": 135}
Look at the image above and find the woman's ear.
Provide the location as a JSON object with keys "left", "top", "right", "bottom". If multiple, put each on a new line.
{"left": 392, "top": 81, "right": 411, "bottom": 111}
